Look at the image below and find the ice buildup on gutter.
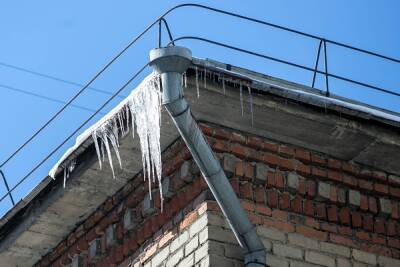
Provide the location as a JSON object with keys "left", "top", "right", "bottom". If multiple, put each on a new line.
{"left": 49, "top": 73, "right": 163, "bottom": 203}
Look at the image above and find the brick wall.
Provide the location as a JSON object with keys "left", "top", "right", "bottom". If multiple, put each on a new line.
{"left": 36, "top": 123, "right": 400, "bottom": 266}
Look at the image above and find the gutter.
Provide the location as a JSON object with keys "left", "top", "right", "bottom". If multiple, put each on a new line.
{"left": 149, "top": 46, "right": 266, "bottom": 266}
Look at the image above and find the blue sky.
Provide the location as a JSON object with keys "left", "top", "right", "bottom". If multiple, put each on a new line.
{"left": 0, "top": 0, "right": 399, "bottom": 216}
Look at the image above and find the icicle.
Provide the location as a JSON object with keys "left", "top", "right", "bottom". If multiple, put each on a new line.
{"left": 49, "top": 74, "right": 164, "bottom": 210}
{"left": 247, "top": 86, "right": 254, "bottom": 126}
{"left": 239, "top": 82, "right": 244, "bottom": 116}
{"left": 183, "top": 72, "right": 187, "bottom": 88}
{"left": 204, "top": 68, "right": 207, "bottom": 89}
{"left": 222, "top": 74, "right": 226, "bottom": 95}
{"left": 195, "top": 66, "right": 200, "bottom": 98}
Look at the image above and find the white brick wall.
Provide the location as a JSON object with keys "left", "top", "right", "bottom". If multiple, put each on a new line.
{"left": 127, "top": 210, "right": 400, "bottom": 267}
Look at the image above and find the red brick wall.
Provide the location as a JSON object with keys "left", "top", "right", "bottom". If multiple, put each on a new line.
{"left": 35, "top": 123, "right": 400, "bottom": 266}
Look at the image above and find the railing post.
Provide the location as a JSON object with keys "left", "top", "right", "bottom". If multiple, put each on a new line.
{"left": 323, "top": 40, "right": 330, "bottom": 97}
{"left": 158, "top": 19, "right": 162, "bottom": 48}
{"left": 0, "top": 170, "right": 15, "bottom": 206}
{"left": 311, "top": 39, "right": 323, "bottom": 88}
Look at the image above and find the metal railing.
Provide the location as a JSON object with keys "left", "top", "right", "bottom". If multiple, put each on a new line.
{"left": 1, "top": 3, "right": 399, "bottom": 214}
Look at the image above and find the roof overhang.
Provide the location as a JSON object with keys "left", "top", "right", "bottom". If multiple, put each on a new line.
{"left": 1, "top": 57, "right": 399, "bottom": 266}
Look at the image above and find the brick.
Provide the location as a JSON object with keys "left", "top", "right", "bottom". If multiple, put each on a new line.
{"left": 327, "top": 170, "right": 342, "bottom": 182}
{"left": 359, "top": 180, "right": 373, "bottom": 191}
{"left": 295, "top": 149, "right": 310, "bottom": 162}
{"left": 279, "top": 192, "right": 291, "bottom": 210}
{"left": 369, "top": 197, "right": 378, "bottom": 214}
{"left": 298, "top": 178, "right": 306, "bottom": 195}
{"left": 105, "top": 224, "right": 116, "bottom": 247}
{"left": 329, "top": 185, "right": 337, "bottom": 203}
{"left": 255, "top": 163, "right": 268, "bottom": 183}
{"left": 388, "top": 175, "right": 400, "bottom": 186}
{"left": 339, "top": 207, "right": 350, "bottom": 225}
{"left": 330, "top": 234, "right": 356, "bottom": 247}
{"left": 267, "top": 190, "right": 278, "bottom": 208}
{"left": 291, "top": 196, "right": 303, "bottom": 213}
{"left": 185, "top": 235, "right": 199, "bottom": 256}
{"left": 231, "top": 131, "right": 247, "bottom": 144}
{"left": 337, "top": 188, "right": 346, "bottom": 205}
{"left": 255, "top": 204, "right": 272, "bottom": 216}
{"left": 297, "top": 162, "right": 311, "bottom": 175}
{"left": 306, "top": 180, "right": 316, "bottom": 198}
{"left": 254, "top": 186, "right": 266, "bottom": 204}
{"left": 392, "top": 202, "right": 399, "bottom": 220}
{"left": 351, "top": 212, "right": 362, "bottom": 228}
{"left": 170, "top": 231, "right": 189, "bottom": 252}
{"left": 390, "top": 187, "right": 400, "bottom": 198}
{"left": 348, "top": 190, "right": 361, "bottom": 207}
{"left": 311, "top": 154, "right": 326, "bottom": 165}
{"left": 240, "top": 182, "right": 253, "bottom": 200}
{"left": 265, "top": 253, "right": 289, "bottom": 267}
{"left": 362, "top": 214, "right": 374, "bottom": 232}
{"left": 288, "top": 233, "right": 319, "bottom": 250}
{"left": 355, "top": 230, "right": 370, "bottom": 241}
{"left": 151, "top": 245, "right": 170, "bottom": 266}
{"left": 305, "top": 251, "right": 335, "bottom": 267}
{"left": 280, "top": 145, "right": 295, "bottom": 157}
{"left": 372, "top": 234, "right": 386, "bottom": 245}
{"left": 275, "top": 171, "right": 285, "bottom": 189}
{"left": 387, "top": 220, "right": 397, "bottom": 236}
{"left": 320, "top": 242, "right": 350, "bottom": 257}
{"left": 315, "top": 203, "right": 326, "bottom": 219}
{"left": 188, "top": 214, "right": 208, "bottom": 238}
{"left": 378, "top": 255, "right": 400, "bottom": 267}
{"left": 312, "top": 167, "right": 326, "bottom": 178}
{"left": 372, "top": 171, "right": 387, "bottom": 181}
{"left": 180, "top": 160, "right": 194, "bottom": 182}
{"left": 374, "top": 183, "right": 389, "bottom": 194}
{"left": 342, "top": 175, "right": 357, "bottom": 187}
{"left": 279, "top": 157, "right": 295, "bottom": 171}
{"left": 262, "top": 153, "right": 279, "bottom": 167}
{"left": 296, "top": 226, "right": 327, "bottom": 241}
{"left": 123, "top": 209, "right": 138, "bottom": 231}
{"left": 321, "top": 223, "right": 337, "bottom": 233}
{"left": 273, "top": 243, "right": 303, "bottom": 260}
{"left": 352, "top": 249, "right": 377, "bottom": 265}
{"left": 337, "top": 258, "right": 351, "bottom": 267}
{"left": 180, "top": 211, "right": 198, "bottom": 231}
{"left": 338, "top": 226, "right": 352, "bottom": 236}
{"left": 327, "top": 206, "right": 338, "bottom": 222}
{"left": 303, "top": 199, "right": 314, "bottom": 216}
{"left": 360, "top": 195, "right": 368, "bottom": 211}
{"left": 267, "top": 171, "right": 275, "bottom": 187}
{"left": 317, "top": 182, "right": 330, "bottom": 200}
{"left": 287, "top": 172, "right": 299, "bottom": 192}
{"left": 379, "top": 198, "right": 392, "bottom": 215}
{"left": 257, "top": 226, "right": 286, "bottom": 242}
{"left": 388, "top": 238, "right": 400, "bottom": 249}
{"left": 342, "top": 162, "right": 359, "bottom": 175}
{"left": 231, "top": 144, "right": 249, "bottom": 158}
{"left": 328, "top": 158, "right": 341, "bottom": 170}
{"left": 374, "top": 218, "right": 386, "bottom": 234}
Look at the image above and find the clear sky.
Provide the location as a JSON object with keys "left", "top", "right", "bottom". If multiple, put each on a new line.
{"left": 0, "top": 0, "right": 399, "bottom": 216}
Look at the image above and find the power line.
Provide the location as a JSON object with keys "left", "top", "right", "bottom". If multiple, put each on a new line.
{"left": 0, "top": 62, "right": 126, "bottom": 99}
{"left": 0, "top": 63, "right": 149, "bottom": 204}
{"left": 0, "top": 83, "right": 106, "bottom": 114}
{"left": 0, "top": 15, "right": 162, "bottom": 168}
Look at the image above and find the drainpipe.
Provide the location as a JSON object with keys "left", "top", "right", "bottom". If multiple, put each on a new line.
{"left": 149, "top": 46, "right": 266, "bottom": 266}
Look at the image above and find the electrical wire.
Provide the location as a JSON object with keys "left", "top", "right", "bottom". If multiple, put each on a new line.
{"left": 0, "top": 63, "right": 149, "bottom": 203}
{"left": 0, "top": 83, "right": 106, "bottom": 114}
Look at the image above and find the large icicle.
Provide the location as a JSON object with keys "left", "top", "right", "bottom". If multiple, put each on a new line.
{"left": 49, "top": 73, "right": 163, "bottom": 204}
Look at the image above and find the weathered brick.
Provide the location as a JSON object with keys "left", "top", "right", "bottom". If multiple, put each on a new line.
{"left": 317, "top": 182, "right": 330, "bottom": 200}
{"left": 151, "top": 245, "right": 170, "bottom": 266}
{"left": 265, "top": 253, "right": 289, "bottom": 267}
{"left": 339, "top": 207, "right": 350, "bottom": 225}
{"left": 257, "top": 226, "right": 286, "bottom": 242}
{"left": 288, "top": 233, "right": 319, "bottom": 250}
{"left": 287, "top": 172, "right": 299, "bottom": 192}
{"left": 379, "top": 198, "right": 392, "bottom": 215}
{"left": 296, "top": 226, "right": 327, "bottom": 241}
{"left": 378, "top": 255, "right": 400, "bottom": 267}
{"left": 185, "top": 235, "right": 199, "bottom": 256}
{"left": 305, "top": 251, "right": 335, "bottom": 267}
{"left": 368, "top": 197, "right": 378, "bottom": 214}
{"left": 352, "top": 249, "right": 377, "bottom": 265}
{"left": 351, "top": 212, "right": 362, "bottom": 228}
{"left": 348, "top": 189, "right": 361, "bottom": 207}
{"left": 388, "top": 175, "right": 400, "bottom": 186}
{"left": 255, "top": 163, "right": 269, "bottom": 183}
{"left": 320, "top": 242, "right": 350, "bottom": 257}
{"left": 273, "top": 243, "right": 303, "bottom": 260}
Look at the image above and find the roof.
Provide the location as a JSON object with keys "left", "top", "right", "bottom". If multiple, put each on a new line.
{"left": 1, "top": 57, "right": 399, "bottom": 266}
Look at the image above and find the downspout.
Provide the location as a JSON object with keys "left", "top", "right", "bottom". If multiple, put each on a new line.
{"left": 149, "top": 46, "right": 266, "bottom": 266}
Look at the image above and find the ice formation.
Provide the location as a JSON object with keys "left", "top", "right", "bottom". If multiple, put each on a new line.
{"left": 49, "top": 73, "right": 163, "bottom": 202}
{"left": 239, "top": 82, "right": 244, "bottom": 116}
{"left": 195, "top": 66, "right": 200, "bottom": 98}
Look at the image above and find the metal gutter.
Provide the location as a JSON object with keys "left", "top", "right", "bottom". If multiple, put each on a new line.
{"left": 149, "top": 46, "right": 266, "bottom": 266}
